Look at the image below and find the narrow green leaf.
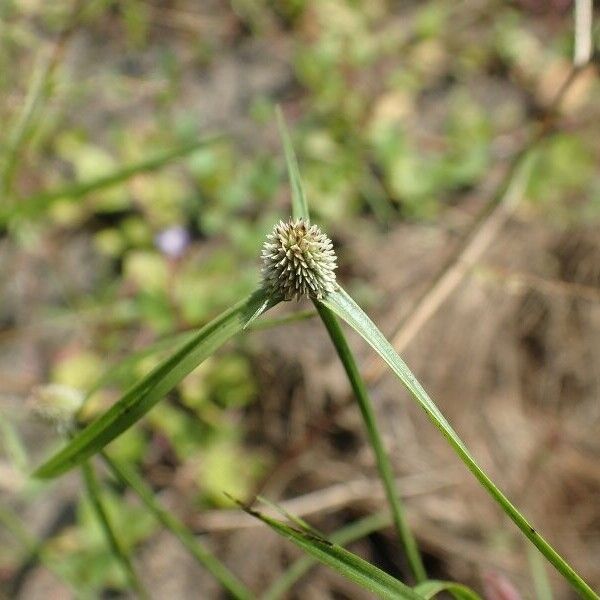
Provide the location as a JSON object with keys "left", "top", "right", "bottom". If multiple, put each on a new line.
{"left": 83, "top": 330, "right": 196, "bottom": 402}
{"left": 0, "top": 505, "right": 36, "bottom": 553}
{"left": 256, "top": 495, "right": 321, "bottom": 537}
{"left": 276, "top": 106, "right": 309, "bottom": 221}
{"left": 34, "top": 289, "right": 276, "bottom": 479}
{"left": 1, "top": 52, "right": 51, "bottom": 198}
{"left": 321, "top": 286, "right": 598, "bottom": 600}
{"left": 528, "top": 545, "right": 554, "bottom": 600}
{"left": 0, "top": 413, "right": 29, "bottom": 471}
{"left": 81, "top": 462, "right": 148, "bottom": 598}
{"left": 3, "top": 135, "right": 222, "bottom": 224}
{"left": 314, "top": 301, "right": 426, "bottom": 583}
{"left": 240, "top": 504, "right": 422, "bottom": 600}
{"left": 0, "top": 0, "right": 82, "bottom": 200}
{"left": 84, "top": 309, "right": 316, "bottom": 403}
{"left": 262, "top": 511, "right": 391, "bottom": 600}
{"left": 0, "top": 504, "right": 88, "bottom": 597}
{"left": 242, "top": 297, "right": 272, "bottom": 330}
{"left": 101, "top": 452, "right": 253, "bottom": 600}
{"left": 414, "top": 580, "right": 482, "bottom": 600}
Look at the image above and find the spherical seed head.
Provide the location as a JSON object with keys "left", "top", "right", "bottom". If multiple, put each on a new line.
{"left": 261, "top": 218, "right": 337, "bottom": 301}
{"left": 28, "top": 384, "right": 84, "bottom": 434}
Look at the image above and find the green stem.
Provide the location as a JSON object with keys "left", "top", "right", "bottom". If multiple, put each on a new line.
{"left": 34, "top": 289, "right": 275, "bottom": 479}
{"left": 314, "top": 302, "right": 427, "bottom": 584}
{"left": 0, "top": 504, "right": 88, "bottom": 597}
{"left": 81, "top": 462, "right": 148, "bottom": 599}
{"left": 101, "top": 451, "right": 253, "bottom": 600}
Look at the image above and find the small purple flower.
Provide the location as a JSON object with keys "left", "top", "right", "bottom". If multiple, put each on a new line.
{"left": 155, "top": 225, "right": 191, "bottom": 259}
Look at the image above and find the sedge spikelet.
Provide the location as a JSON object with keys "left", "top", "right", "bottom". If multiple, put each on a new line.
{"left": 261, "top": 218, "right": 337, "bottom": 301}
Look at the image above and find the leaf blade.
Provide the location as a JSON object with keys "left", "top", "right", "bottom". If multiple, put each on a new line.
{"left": 102, "top": 452, "right": 253, "bottom": 600}
{"left": 81, "top": 462, "right": 148, "bottom": 598}
{"left": 3, "top": 135, "right": 222, "bottom": 224}
{"left": 262, "top": 511, "right": 391, "bottom": 600}
{"left": 34, "top": 289, "right": 275, "bottom": 479}
{"left": 85, "top": 309, "right": 316, "bottom": 401}
{"left": 414, "top": 580, "right": 482, "bottom": 600}
{"left": 243, "top": 506, "right": 422, "bottom": 600}
{"left": 0, "top": 505, "right": 88, "bottom": 596}
{"left": 321, "top": 286, "right": 598, "bottom": 600}
{"left": 276, "top": 106, "right": 309, "bottom": 221}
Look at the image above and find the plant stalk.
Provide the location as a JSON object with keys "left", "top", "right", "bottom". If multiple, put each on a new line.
{"left": 101, "top": 451, "right": 253, "bottom": 600}
{"left": 81, "top": 461, "right": 148, "bottom": 599}
{"left": 314, "top": 301, "right": 427, "bottom": 584}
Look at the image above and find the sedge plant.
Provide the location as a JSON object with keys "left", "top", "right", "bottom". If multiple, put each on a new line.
{"left": 30, "top": 113, "right": 599, "bottom": 600}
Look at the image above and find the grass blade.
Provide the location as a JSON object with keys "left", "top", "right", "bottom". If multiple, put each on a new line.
{"left": 256, "top": 495, "right": 321, "bottom": 537}
{"left": 314, "top": 302, "right": 426, "bottom": 583}
{"left": 528, "top": 545, "right": 554, "bottom": 600}
{"left": 0, "top": 0, "right": 83, "bottom": 200}
{"left": 101, "top": 452, "right": 253, "bottom": 600}
{"left": 83, "top": 309, "right": 317, "bottom": 409}
{"left": 276, "top": 106, "right": 309, "bottom": 221}
{"left": 0, "top": 504, "right": 88, "bottom": 597}
{"left": 34, "top": 289, "right": 276, "bottom": 479}
{"left": 262, "top": 511, "right": 391, "bottom": 600}
{"left": 321, "top": 286, "right": 598, "bottom": 600}
{"left": 0, "top": 413, "right": 29, "bottom": 471}
{"left": 414, "top": 580, "right": 482, "bottom": 600}
{"left": 1, "top": 52, "right": 51, "bottom": 199}
{"left": 3, "top": 136, "right": 221, "bottom": 224}
{"left": 239, "top": 503, "right": 422, "bottom": 600}
{"left": 81, "top": 462, "right": 148, "bottom": 598}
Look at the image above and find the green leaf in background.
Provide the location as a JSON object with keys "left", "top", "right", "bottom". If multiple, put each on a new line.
{"left": 84, "top": 309, "right": 316, "bottom": 403}
{"left": 34, "top": 288, "right": 276, "bottom": 479}
{"left": 101, "top": 452, "right": 253, "bottom": 600}
{"left": 320, "top": 286, "right": 598, "bottom": 600}
{"left": 0, "top": 413, "right": 29, "bottom": 472}
{"left": 414, "top": 580, "right": 482, "bottom": 600}
{"left": 2, "top": 135, "right": 222, "bottom": 224}
{"left": 238, "top": 503, "right": 422, "bottom": 600}
{"left": 81, "top": 462, "right": 148, "bottom": 598}
{"left": 0, "top": 504, "right": 89, "bottom": 597}
{"left": 528, "top": 544, "right": 554, "bottom": 600}
{"left": 315, "top": 302, "right": 427, "bottom": 583}
{"left": 1, "top": 49, "right": 56, "bottom": 200}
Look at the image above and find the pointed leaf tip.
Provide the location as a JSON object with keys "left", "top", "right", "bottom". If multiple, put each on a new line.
{"left": 33, "top": 289, "right": 273, "bottom": 479}
{"left": 275, "top": 106, "right": 310, "bottom": 221}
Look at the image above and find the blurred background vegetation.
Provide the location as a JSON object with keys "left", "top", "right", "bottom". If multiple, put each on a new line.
{"left": 0, "top": 0, "right": 599, "bottom": 598}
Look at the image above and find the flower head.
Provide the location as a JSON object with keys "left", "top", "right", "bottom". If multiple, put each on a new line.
{"left": 28, "top": 384, "right": 84, "bottom": 434}
{"left": 261, "top": 218, "right": 337, "bottom": 301}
